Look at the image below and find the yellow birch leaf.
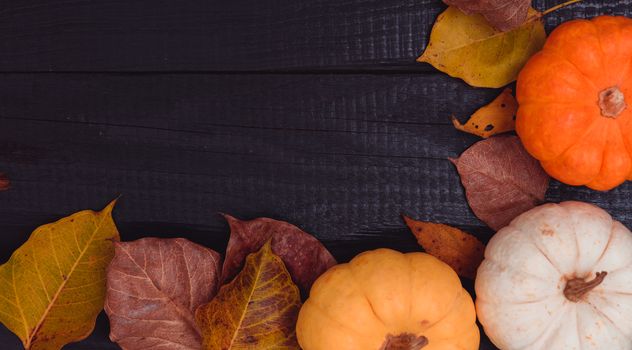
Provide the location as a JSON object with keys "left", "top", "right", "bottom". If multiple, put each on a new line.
{"left": 418, "top": 6, "right": 546, "bottom": 88}
{"left": 403, "top": 215, "right": 484, "bottom": 279}
{"left": 196, "top": 241, "right": 301, "bottom": 350}
{"left": 452, "top": 88, "right": 518, "bottom": 138}
{"left": 0, "top": 201, "right": 120, "bottom": 350}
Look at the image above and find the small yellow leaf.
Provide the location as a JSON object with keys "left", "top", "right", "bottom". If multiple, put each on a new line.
{"left": 0, "top": 201, "right": 120, "bottom": 350}
{"left": 196, "top": 241, "right": 301, "bottom": 350}
{"left": 452, "top": 88, "right": 518, "bottom": 138}
{"left": 403, "top": 216, "right": 484, "bottom": 279}
{"left": 418, "top": 7, "right": 546, "bottom": 88}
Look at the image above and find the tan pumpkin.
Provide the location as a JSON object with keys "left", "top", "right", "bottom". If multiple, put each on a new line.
{"left": 476, "top": 201, "right": 632, "bottom": 350}
{"left": 296, "top": 248, "right": 479, "bottom": 350}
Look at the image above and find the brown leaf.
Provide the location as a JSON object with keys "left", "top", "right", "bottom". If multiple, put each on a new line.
{"left": 221, "top": 215, "right": 336, "bottom": 296}
{"left": 105, "top": 238, "right": 221, "bottom": 350}
{"left": 403, "top": 216, "right": 484, "bottom": 279}
{"left": 443, "top": 0, "right": 531, "bottom": 32}
{"left": 452, "top": 88, "right": 518, "bottom": 138}
{"left": 451, "top": 135, "right": 549, "bottom": 231}
{"left": 196, "top": 241, "right": 301, "bottom": 350}
{"left": 0, "top": 173, "right": 9, "bottom": 191}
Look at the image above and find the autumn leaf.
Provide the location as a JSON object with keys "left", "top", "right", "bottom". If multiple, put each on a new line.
{"left": 403, "top": 216, "right": 484, "bottom": 279}
{"left": 221, "top": 215, "right": 336, "bottom": 296}
{"left": 443, "top": 0, "right": 531, "bottom": 32}
{"left": 105, "top": 238, "right": 221, "bottom": 350}
{"left": 451, "top": 135, "right": 549, "bottom": 231}
{"left": 418, "top": 6, "right": 546, "bottom": 88}
{"left": 0, "top": 173, "right": 8, "bottom": 191}
{"left": 452, "top": 88, "right": 518, "bottom": 138}
{"left": 0, "top": 201, "right": 120, "bottom": 350}
{"left": 196, "top": 241, "right": 301, "bottom": 350}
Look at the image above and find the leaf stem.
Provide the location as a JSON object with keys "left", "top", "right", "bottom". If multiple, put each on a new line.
{"left": 541, "top": 0, "right": 583, "bottom": 17}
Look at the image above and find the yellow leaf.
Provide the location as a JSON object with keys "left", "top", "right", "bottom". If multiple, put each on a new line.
{"left": 452, "top": 88, "right": 518, "bottom": 138}
{"left": 403, "top": 216, "right": 484, "bottom": 279}
{"left": 418, "top": 7, "right": 546, "bottom": 88}
{"left": 196, "top": 241, "right": 301, "bottom": 350}
{"left": 0, "top": 201, "right": 120, "bottom": 350}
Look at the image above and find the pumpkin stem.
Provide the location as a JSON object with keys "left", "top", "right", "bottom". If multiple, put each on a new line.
{"left": 564, "top": 271, "right": 607, "bottom": 302}
{"left": 599, "top": 86, "right": 627, "bottom": 118}
{"left": 381, "top": 333, "right": 428, "bottom": 350}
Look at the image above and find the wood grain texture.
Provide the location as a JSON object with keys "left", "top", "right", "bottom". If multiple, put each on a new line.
{"left": 0, "top": 0, "right": 628, "bottom": 71}
{"left": 2, "top": 1, "right": 632, "bottom": 348}
{"left": 3, "top": 74, "right": 632, "bottom": 349}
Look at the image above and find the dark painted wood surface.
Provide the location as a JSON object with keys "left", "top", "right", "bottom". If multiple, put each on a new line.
{"left": 1, "top": 0, "right": 632, "bottom": 349}
{"left": 0, "top": 0, "right": 629, "bottom": 71}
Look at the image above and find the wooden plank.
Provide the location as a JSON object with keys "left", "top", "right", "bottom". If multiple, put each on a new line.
{"left": 0, "top": 0, "right": 629, "bottom": 71}
{"left": 0, "top": 72, "right": 500, "bottom": 257}
{"left": 1, "top": 73, "right": 632, "bottom": 349}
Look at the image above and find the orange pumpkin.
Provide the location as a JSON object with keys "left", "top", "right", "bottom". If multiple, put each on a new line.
{"left": 516, "top": 16, "right": 632, "bottom": 191}
{"left": 296, "top": 249, "right": 479, "bottom": 350}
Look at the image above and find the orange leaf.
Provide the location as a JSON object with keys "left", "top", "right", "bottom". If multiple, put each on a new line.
{"left": 403, "top": 216, "right": 484, "bottom": 279}
{"left": 452, "top": 88, "right": 517, "bottom": 138}
{"left": 0, "top": 173, "right": 9, "bottom": 191}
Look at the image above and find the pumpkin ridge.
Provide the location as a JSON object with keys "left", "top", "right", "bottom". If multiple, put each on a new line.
{"left": 481, "top": 256, "right": 554, "bottom": 289}
{"left": 528, "top": 231, "right": 564, "bottom": 276}
{"left": 593, "top": 222, "right": 617, "bottom": 269}
{"left": 549, "top": 119, "right": 607, "bottom": 185}
{"left": 418, "top": 288, "right": 464, "bottom": 332}
{"left": 584, "top": 122, "right": 632, "bottom": 189}
{"left": 347, "top": 261, "right": 388, "bottom": 328}
{"left": 308, "top": 297, "right": 369, "bottom": 338}
{"left": 617, "top": 52, "right": 632, "bottom": 86}
{"left": 585, "top": 300, "right": 631, "bottom": 341}
{"left": 586, "top": 119, "right": 610, "bottom": 185}
{"left": 546, "top": 48, "right": 600, "bottom": 91}
{"left": 614, "top": 122, "right": 632, "bottom": 177}
{"left": 516, "top": 302, "right": 571, "bottom": 349}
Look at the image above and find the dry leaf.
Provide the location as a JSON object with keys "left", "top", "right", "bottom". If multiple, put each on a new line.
{"left": 196, "top": 241, "right": 301, "bottom": 350}
{"left": 222, "top": 215, "right": 336, "bottom": 296}
{"left": 0, "top": 173, "right": 9, "bottom": 191}
{"left": 105, "top": 238, "right": 221, "bottom": 350}
{"left": 418, "top": 6, "right": 546, "bottom": 88}
{"left": 451, "top": 135, "right": 549, "bottom": 231}
{"left": 443, "top": 0, "right": 531, "bottom": 32}
{"left": 452, "top": 88, "right": 518, "bottom": 138}
{"left": 0, "top": 201, "right": 119, "bottom": 350}
{"left": 403, "top": 216, "right": 484, "bottom": 279}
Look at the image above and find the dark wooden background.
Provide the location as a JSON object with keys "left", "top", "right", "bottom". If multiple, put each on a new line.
{"left": 1, "top": 1, "right": 631, "bottom": 349}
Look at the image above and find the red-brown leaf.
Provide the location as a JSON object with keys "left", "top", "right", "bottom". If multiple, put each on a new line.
{"left": 403, "top": 216, "right": 484, "bottom": 279}
{"left": 443, "top": 0, "right": 531, "bottom": 31}
{"left": 451, "top": 135, "right": 549, "bottom": 231}
{"left": 105, "top": 238, "right": 221, "bottom": 350}
{"left": 221, "top": 215, "right": 336, "bottom": 296}
{"left": 0, "top": 173, "right": 9, "bottom": 191}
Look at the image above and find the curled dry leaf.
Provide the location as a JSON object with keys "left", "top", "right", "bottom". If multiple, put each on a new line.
{"left": 222, "top": 215, "right": 336, "bottom": 296}
{"left": 403, "top": 216, "right": 484, "bottom": 279}
{"left": 0, "top": 201, "right": 119, "bottom": 350}
{"left": 443, "top": 0, "right": 531, "bottom": 32}
{"left": 0, "top": 173, "right": 9, "bottom": 191}
{"left": 418, "top": 7, "right": 546, "bottom": 88}
{"left": 196, "top": 241, "right": 301, "bottom": 350}
{"left": 105, "top": 238, "right": 221, "bottom": 350}
{"left": 452, "top": 88, "right": 518, "bottom": 139}
{"left": 451, "top": 135, "right": 550, "bottom": 231}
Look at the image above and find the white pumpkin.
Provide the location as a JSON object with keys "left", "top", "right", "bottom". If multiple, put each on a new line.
{"left": 476, "top": 201, "right": 632, "bottom": 350}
